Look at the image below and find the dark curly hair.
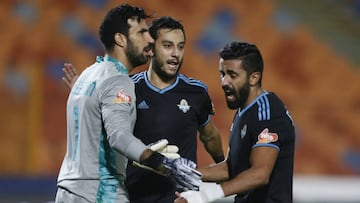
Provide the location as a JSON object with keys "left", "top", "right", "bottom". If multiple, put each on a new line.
{"left": 99, "top": 4, "right": 151, "bottom": 51}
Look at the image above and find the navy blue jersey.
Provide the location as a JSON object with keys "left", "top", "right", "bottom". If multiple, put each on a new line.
{"left": 228, "top": 91, "right": 295, "bottom": 203}
{"left": 125, "top": 71, "right": 214, "bottom": 203}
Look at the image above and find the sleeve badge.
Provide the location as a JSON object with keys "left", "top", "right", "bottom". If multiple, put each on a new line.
{"left": 256, "top": 128, "right": 278, "bottom": 144}
{"left": 113, "top": 89, "right": 132, "bottom": 104}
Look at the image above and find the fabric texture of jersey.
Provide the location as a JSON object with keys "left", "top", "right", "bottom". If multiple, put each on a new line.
{"left": 125, "top": 71, "right": 214, "bottom": 203}
{"left": 57, "top": 55, "right": 147, "bottom": 203}
{"left": 227, "top": 91, "right": 295, "bottom": 203}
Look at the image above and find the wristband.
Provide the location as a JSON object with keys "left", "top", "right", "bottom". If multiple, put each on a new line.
{"left": 180, "top": 182, "right": 224, "bottom": 203}
{"left": 200, "top": 182, "right": 225, "bottom": 202}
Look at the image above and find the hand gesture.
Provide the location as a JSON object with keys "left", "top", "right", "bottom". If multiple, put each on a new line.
{"left": 62, "top": 63, "right": 79, "bottom": 89}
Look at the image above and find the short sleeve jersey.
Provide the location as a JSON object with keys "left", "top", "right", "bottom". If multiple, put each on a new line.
{"left": 131, "top": 71, "right": 214, "bottom": 162}
{"left": 228, "top": 91, "right": 295, "bottom": 203}
{"left": 125, "top": 71, "right": 214, "bottom": 202}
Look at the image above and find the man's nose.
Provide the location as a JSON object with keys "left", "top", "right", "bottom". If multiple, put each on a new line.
{"left": 171, "top": 47, "right": 180, "bottom": 57}
{"left": 221, "top": 76, "right": 230, "bottom": 87}
{"left": 145, "top": 32, "right": 154, "bottom": 44}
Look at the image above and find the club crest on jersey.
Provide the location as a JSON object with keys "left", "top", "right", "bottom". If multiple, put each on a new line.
{"left": 114, "top": 89, "right": 131, "bottom": 104}
{"left": 177, "top": 99, "right": 191, "bottom": 113}
{"left": 256, "top": 128, "right": 278, "bottom": 144}
{"left": 240, "top": 125, "right": 247, "bottom": 139}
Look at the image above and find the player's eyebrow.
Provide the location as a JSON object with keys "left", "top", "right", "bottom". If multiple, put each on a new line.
{"left": 161, "top": 40, "right": 185, "bottom": 45}
{"left": 139, "top": 28, "right": 149, "bottom": 33}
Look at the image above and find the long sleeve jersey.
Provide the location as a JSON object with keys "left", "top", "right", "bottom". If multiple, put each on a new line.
{"left": 57, "top": 55, "right": 147, "bottom": 202}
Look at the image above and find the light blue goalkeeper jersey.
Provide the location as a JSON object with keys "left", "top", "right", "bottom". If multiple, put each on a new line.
{"left": 57, "top": 55, "right": 147, "bottom": 202}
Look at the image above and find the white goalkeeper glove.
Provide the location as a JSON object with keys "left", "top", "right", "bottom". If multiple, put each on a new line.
{"left": 136, "top": 151, "right": 202, "bottom": 191}
{"left": 162, "top": 157, "right": 202, "bottom": 191}
{"left": 180, "top": 182, "right": 225, "bottom": 203}
{"left": 131, "top": 139, "right": 180, "bottom": 175}
{"left": 148, "top": 139, "right": 180, "bottom": 159}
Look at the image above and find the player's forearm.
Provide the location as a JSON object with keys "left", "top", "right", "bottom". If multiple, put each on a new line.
{"left": 207, "top": 143, "right": 225, "bottom": 163}
{"left": 201, "top": 135, "right": 225, "bottom": 163}
{"left": 199, "top": 161, "right": 229, "bottom": 182}
{"left": 104, "top": 111, "right": 147, "bottom": 161}
{"left": 199, "top": 123, "right": 225, "bottom": 163}
{"left": 220, "top": 166, "right": 271, "bottom": 197}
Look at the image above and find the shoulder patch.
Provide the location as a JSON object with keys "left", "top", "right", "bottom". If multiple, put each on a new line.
{"left": 256, "top": 128, "right": 278, "bottom": 144}
{"left": 114, "top": 89, "right": 132, "bottom": 103}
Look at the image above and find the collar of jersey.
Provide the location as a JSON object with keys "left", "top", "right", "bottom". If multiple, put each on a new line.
{"left": 96, "top": 55, "right": 129, "bottom": 75}
{"left": 143, "top": 71, "right": 179, "bottom": 94}
{"left": 237, "top": 90, "right": 269, "bottom": 117}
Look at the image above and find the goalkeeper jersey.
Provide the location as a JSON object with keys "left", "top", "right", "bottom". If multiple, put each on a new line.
{"left": 125, "top": 71, "right": 214, "bottom": 202}
{"left": 227, "top": 91, "right": 295, "bottom": 203}
{"left": 57, "top": 55, "right": 147, "bottom": 203}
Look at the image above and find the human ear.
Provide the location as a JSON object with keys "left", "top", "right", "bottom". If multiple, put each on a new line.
{"left": 114, "top": 33, "right": 126, "bottom": 47}
{"left": 249, "top": 72, "right": 261, "bottom": 86}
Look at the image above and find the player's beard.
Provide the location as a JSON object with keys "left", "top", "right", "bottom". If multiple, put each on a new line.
{"left": 125, "top": 38, "right": 149, "bottom": 68}
{"left": 151, "top": 55, "right": 182, "bottom": 82}
{"left": 226, "top": 80, "right": 250, "bottom": 110}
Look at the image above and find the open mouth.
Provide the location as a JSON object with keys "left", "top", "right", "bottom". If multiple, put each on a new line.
{"left": 226, "top": 94, "right": 236, "bottom": 102}
{"left": 167, "top": 60, "right": 178, "bottom": 69}
{"left": 224, "top": 89, "right": 236, "bottom": 101}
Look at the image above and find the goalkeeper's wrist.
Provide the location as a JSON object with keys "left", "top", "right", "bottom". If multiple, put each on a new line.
{"left": 140, "top": 151, "right": 164, "bottom": 170}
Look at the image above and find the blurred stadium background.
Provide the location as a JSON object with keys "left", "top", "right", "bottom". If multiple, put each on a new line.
{"left": 0, "top": 0, "right": 359, "bottom": 202}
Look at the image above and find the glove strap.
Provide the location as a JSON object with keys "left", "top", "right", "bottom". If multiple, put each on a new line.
{"left": 140, "top": 152, "right": 164, "bottom": 170}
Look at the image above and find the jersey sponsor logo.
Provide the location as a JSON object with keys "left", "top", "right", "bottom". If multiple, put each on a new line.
{"left": 240, "top": 125, "right": 247, "bottom": 139}
{"left": 137, "top": 100, "right": 149, "bottom": 109}
{"left": 256, "top": 128, "right": 278, "bottom": 144}
{"left": 177, "top": 99, "right": 191, "bottom": 113}
{"left": 114, "top": 89, "right": 132, "bottom": 103}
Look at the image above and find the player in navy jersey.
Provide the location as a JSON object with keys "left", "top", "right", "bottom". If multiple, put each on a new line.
{"left": 176, "top": 42, "right": 296, "bottom": 203}
{"left": 62, "top": 16, "right": 224, "bottom": 203}
{"left": 126, "top": 16, "right": 224, "bottom": 203}
{"left": 131, "top": 73, "right": 216, "bottom": 163}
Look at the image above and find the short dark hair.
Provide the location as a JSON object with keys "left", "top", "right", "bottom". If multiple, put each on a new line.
{"left": 149, "top": 16, "right": 185, "bottom": 41}
{"left": 99, "top": 3, "right": 150, "bottom": 51}
{"left": 219, "top": 42, "right": 264, "bottom": 76}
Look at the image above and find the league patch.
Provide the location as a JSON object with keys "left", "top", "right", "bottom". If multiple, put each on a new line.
{"left": 177, "top": 99, "right": 191, "bottom": 113}
{"left": 256, "top": 128, "right": 278, "bottom": 144}
{"left": 113, "top": 89, "right": 132, "bottom": 104}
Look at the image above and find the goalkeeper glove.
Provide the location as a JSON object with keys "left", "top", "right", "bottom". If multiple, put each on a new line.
{"left": 140, "top": 152, "right": 202, "bottom": 191}
{"left": 148, "top": 139, "right": 180, "bottom": 159}
{"left": 163, "top": 157, "right": 202, "bottom": 191}
{"left": 179, "top": 182, "right": 225, "bottom": 203}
